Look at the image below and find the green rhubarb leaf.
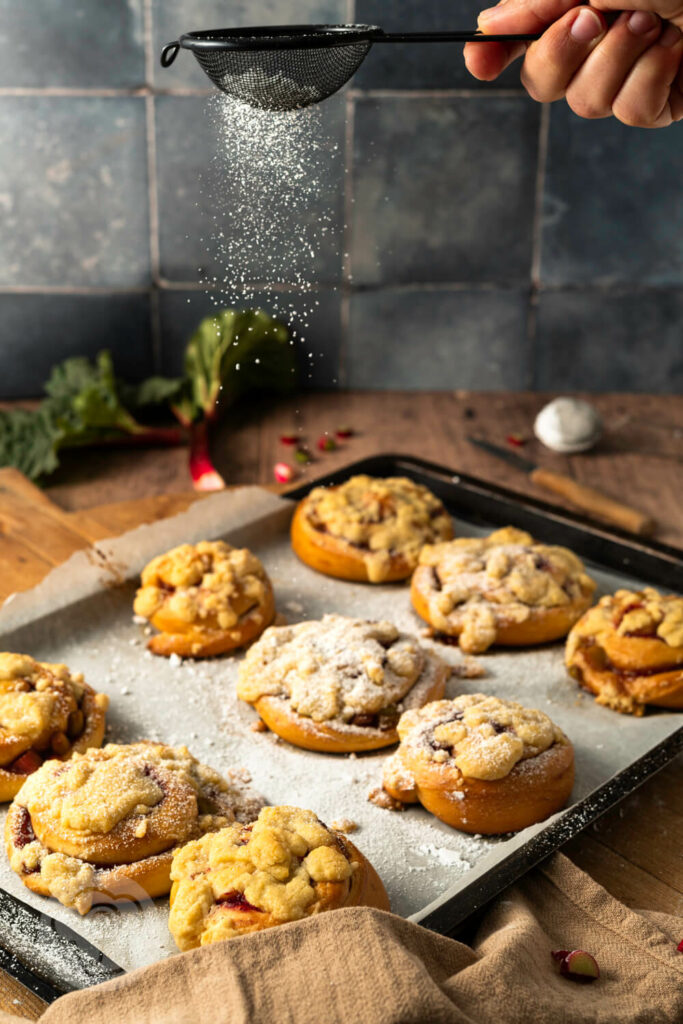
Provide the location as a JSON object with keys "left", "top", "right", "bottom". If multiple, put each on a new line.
{"left": 119, "top": 375, "right": 184, "bottom": 411}
{"left": 0, "top": 406, "right": 63, "bottom": 481}
{"left": 182, "top": 309, "right": 296, "bottom": 421}
{"left": 44, "top": 351, "right": 142, "bottom": 441}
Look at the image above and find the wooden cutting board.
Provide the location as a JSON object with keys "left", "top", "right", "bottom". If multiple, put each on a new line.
{"left": 0, "top": 468, "right": 203, "bottom": 603}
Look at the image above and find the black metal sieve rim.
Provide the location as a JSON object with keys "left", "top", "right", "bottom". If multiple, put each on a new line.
{"left": 178, "top": 24, "right": 381, "bottom": 53}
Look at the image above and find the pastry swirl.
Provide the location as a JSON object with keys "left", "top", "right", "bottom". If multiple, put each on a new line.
{"left": 0, "top": 654, "right": 108, "bottom": 802}
{"left": 169, "top": 806, "right": 390, "bottom": 950}
{"left": 237, "top": 614, "right": 449, "bottom": 752}
{"left": 381, "top": 695, "right": 574, "bottom": 834}
{"left": 134, "top": 540, "right": 275, "bottom": 657}
{"left": 5, "top": 742, "right": 264, "bottom": 913}
{"left": 411, "top": 527, "right": 596, "bottom": 653}
{"left": 566, "top": 587, "right": 683, "bottom": 715}
{"left": 291, "top": 475, "right": 453, "bottom": 583}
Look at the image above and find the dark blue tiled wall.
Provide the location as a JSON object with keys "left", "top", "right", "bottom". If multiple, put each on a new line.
{"left": 1, "top": 0, "right": 681, "bottom": 398}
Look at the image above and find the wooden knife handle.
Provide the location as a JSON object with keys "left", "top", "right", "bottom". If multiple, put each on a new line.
{"left": 529, "top": 468, "right": 655, "bottom": 536}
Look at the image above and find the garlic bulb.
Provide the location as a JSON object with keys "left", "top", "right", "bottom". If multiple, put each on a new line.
{"left": 533, "top": 398, "right": 602, "bottom": 454}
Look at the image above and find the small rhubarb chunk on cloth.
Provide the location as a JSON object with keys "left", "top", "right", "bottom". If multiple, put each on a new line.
{"left": 20, "top": 854, "right": 683, "bottom": 1024}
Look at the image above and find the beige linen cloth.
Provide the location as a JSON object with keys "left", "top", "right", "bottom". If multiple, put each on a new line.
{"left": 3, "top": 853, "right": 682, "bottom": 1024}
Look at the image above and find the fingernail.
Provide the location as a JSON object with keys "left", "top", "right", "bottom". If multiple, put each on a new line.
{"left": 570, "top": 8, "right": 603, "bottom": 42}
{"left": 627, "top": 11, "right": 658, "bottom": 35}
{"left": 660, "top": 23, "right": 682, "bottom": 47}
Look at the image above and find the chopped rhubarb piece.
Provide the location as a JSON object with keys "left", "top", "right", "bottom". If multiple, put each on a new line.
{"left": 294, "top": 447, "right": 312, "bottom": 465}
{"left": 551, "top": 949, "right": 570, "bottom": 962}
{"left": 279, "top": 433, "right": 298, "bottom": 446}
{"left": 217, "top": 891, "right": 259, "bottom": 912}
{"left": 506, "top": 433, "right": 526, "bottom": 447}
{"left": 677, "top": 939, "right": 683, "bottom": 953}
{"left": 317, "top": 435, "right": 336, "bottom": 452}
{"left": 556, "top": 950, "right": 600, "bottom": 982}
{"left": 335, "top": 426, "right": 353, "bottom": 439}
{"left": 274, "top": 462, "right": 295, "bottom": 484}
{"left": 8, "top": 750, "right": 43, "bottom": 776}
{"left": 15, "top": 807, "right": 36, "bottom": 848}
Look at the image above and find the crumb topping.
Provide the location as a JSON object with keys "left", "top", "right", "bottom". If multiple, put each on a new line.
{"left": 565, "top": 588, "right": 683, "bottom": 715}
{"left": 133, "top": 541, "right": 270, "bottom": 630}
{"left": 169, "top": 806, "right": 356, "bottom": 948}
{"left": 237, "top": 614, "right": 427, "bottom": 723}
{"left": 0, "top": 653, "right": 107, "bottom": 769}
{"left": 302, "top": 475, "right": 453, "bottom": 582}
{"left": 8, "top": 742, "right": 264, "bottom": 913}
{"left": 416, "top": 527, "right": 595, "bottom": 653}
{"left": 389, "top": 695, "right": 567, "bottom": 782}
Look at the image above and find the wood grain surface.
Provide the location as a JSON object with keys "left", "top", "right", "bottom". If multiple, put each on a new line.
{"left": 0, "top": 390, "right": 681, "bottom": 1019}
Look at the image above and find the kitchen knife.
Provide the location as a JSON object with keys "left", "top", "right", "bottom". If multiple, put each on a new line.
{"left": 467, "top": 436, "right": 655, "bottom": 536}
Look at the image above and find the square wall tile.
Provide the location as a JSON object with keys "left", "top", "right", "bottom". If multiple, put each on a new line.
{"left": 0, "top": 0, "right": 144, "bottom": 88}
{"left": 347, "top": 287, "right": 530, "bottom": 388}
{"left": 355, "top": 0, "right": 522, "bottom": 90}
{"left": 0, "top": 97, "right": 150, "bottom": 288}
{"left": 152, "top": 0, "right": 347, "bottom": 90}
{"left": 541, "top": 106, "right": 683, "bottom": 287}
{"left": 155, "top": 93, "right": 345, "bottom": 286}
{"left": 351, "top": 96, "right": 539, "bottom": 286}
{"left": 0, "top": 293, "right": 153, "bottom": 399}
{"left": 535, "top": 289, "right": 683, "bottom": 392}
{"left": 159, "top": 287, "right": 342, "bottom": 388}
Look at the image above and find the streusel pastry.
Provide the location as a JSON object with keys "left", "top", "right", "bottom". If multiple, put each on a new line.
{"left": 5, "top": 741, "right": 264, "bottom": 914}
{"left": 237, "top": 614, "right": 449, "bottom": 752}
{"left": 381, "top": 695, "right": 574, "bottom": 834}
{"left": 134, "top": 540, "right": 275, "bottom": 657}
{"left": 291, "top": 475, "right": 453, "bottom": 583}
{"left": 0, "top": 654, "right": 108, "bottom": 802}
{"left": 411, "top": 527, "right": 596, "bottom": 653}
{"left": 566, "top": 588, "right": 683, "bottom": 715}
{"left": 169, "top": 806, "right": 389, "bottom": 950}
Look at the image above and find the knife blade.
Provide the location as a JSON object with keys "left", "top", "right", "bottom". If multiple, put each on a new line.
{"left": 467, "top": 436, "right": 655, "bottom": 537}
{"left": 0, "top": 887, "right": 124, "bottom": 1002}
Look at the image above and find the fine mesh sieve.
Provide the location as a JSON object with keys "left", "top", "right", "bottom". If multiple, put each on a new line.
{"left": 160, "top": 24, "right": 539, "bottom": 111}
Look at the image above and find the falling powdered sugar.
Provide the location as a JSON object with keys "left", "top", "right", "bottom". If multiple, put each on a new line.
{"left": 200, "top": 93, "right": 341, "bottom": 382}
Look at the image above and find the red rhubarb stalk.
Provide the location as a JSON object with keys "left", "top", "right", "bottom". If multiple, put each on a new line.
{"left": 189, "top": 419, "right": 225, "bottom": 492}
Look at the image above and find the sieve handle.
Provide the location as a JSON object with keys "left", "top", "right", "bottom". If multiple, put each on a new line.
{"left": 160, "top": 41, "right": 180, "bottom": 66}
{"left": 378, "top": 31, "right": 540, "bottom": 42}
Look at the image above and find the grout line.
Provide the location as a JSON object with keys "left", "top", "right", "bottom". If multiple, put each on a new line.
{"left": 2, "top": 279, "right": 679, "bottom": 297}
{"left": 349, "top": 88, "right": 527, "bottom": 100}
{"left": 527, "top": 102, "right": 551, "bottom": 389}
{"left": 0, "top": 87, "right": 214, "bottom": 98}
{"left": 142, "top": 0, "right": 154, "bottom": 88}
{"left": 0, "top": 285, "right": 151, "bottom": 296}
{"left": 143, "top": 0, "right": 163, "bottom": 367}
{"left": 336, "top": 0, "right": 357, "bottom": 388}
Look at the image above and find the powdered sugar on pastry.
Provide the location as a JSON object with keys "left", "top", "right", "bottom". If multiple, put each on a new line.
{"left": 238, "top": 614, "right": 431, "bottom": 723}
{"left": 134, "top": 541, "right": 269, "bottom": 631}
{"left": 415, "top": 527, "right": 595, "bottom": 653}
{"left": 169, "top": 806, "right": 357, "bottom": 949}
{"left": 302, "top": 475, "right": 452, "bottom": 582}
{"left": 387, "top": 695, "right": 567, "bottom": 784}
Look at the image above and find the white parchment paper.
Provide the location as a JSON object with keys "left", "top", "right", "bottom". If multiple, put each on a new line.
{"left": 0, "top": 485, "right": 680, "bottom": 973}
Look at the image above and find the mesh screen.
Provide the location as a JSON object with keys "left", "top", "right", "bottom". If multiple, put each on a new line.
{"left": 192, "top": 42, "right": 371, "bottom": 110}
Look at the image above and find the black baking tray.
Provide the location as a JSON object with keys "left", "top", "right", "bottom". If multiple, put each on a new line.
{"left": 1, "top": 452, "right": 681, "bottom": 1000}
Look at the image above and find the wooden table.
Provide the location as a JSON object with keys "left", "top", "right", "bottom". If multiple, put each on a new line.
{"left": 1, "top": 390, "right": 681, "bottom": 1019}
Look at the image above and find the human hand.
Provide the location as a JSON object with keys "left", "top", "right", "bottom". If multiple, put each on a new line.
{"left": 464, "top": 0, "right": 683, "bottom": 126}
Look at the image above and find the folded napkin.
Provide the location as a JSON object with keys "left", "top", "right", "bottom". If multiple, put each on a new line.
{"left": 7, "top": 853, "right": 683, "bottom": 1024}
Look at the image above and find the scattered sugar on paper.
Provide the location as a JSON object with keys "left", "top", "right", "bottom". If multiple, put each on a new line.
{"left": 201, "top": 94, "right": 341, "bottom": 383}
